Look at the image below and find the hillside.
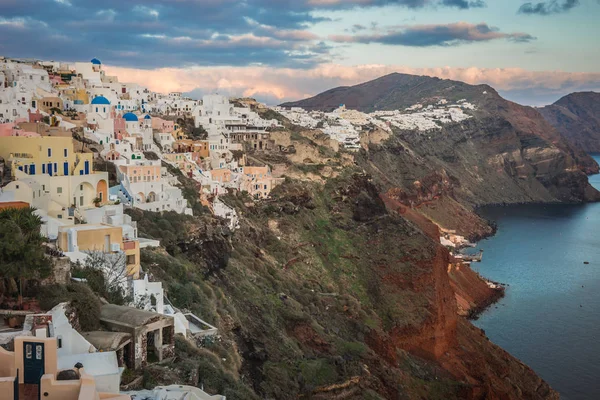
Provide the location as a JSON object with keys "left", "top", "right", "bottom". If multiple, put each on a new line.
{"left": 539, "top": 91, "right": 600, "bottom": 153}
{"left": 281, "top": 73, "right": 492, "bottom": 113}
{"left": 129, "top": 167, "right": 558, "bottom": 399}
{"left": 283, "top": 73, "right": 599, "bottom": 205}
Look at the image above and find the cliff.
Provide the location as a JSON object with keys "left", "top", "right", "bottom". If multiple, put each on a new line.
{"left": 539, "top": 91, "right": 600, "bottom": 154}
{"left": 128, "top": 169, "right": 557, "bottom": 399}
{"left": 116, "top": 75, "right": 600, "bottom": 399}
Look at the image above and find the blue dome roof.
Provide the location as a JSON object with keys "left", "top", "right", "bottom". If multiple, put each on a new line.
{"left": 91, "top": 58, "right": 102, "bottom": 65}
{"left": 122, "top": 112, "right": 139, "bottom": 122}
{"left": 91, "top": 96, "right": 110, "bottom": 105}
{"left": 144, "top": 114, "right": 151, "bottom": 120}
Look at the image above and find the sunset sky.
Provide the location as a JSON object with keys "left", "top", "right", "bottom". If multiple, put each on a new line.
{"left": 1, "top": 0, "right": 599, "bottom": 105}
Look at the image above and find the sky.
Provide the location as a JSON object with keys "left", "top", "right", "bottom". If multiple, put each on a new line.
{"left": 1, "top": 0, "right": 599, "bottom": 106}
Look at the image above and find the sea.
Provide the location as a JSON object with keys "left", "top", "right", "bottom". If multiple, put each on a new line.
{"left": 471, "top": 154, "right": 600, "bottom": 400}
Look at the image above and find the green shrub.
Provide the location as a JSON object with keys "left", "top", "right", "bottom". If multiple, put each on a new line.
{"left": 37, "top": 283, "right": 102, "bottom": 331}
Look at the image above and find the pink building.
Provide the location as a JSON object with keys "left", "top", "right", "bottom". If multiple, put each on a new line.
{"left": 114, "top": 115, "right": 126, "bottom": 140}
{"left": 49, "top": 74, "right": 64, "bottom": 85}
{"left": 0, "top": 123, "right": 39, "bottom": 137}
{"left": 152, "top": 117, "right": 174, "bottom": 133}
{"left": 0, "top": 123, "right": 16, "bottom": 137}
{"left": 28, "top": 110, "right": 43, "bottom": 123}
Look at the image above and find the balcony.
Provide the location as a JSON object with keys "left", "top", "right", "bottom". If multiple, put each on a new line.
{"left": 123, "top": 240, "right": 138, "bottom": 251}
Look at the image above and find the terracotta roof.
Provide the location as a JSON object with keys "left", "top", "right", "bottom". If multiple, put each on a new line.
{"left": 0, "top": 201, "right": 30, "bottom": 210}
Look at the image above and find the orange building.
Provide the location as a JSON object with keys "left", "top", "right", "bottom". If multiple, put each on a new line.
{"left": 0, "top": 337, "right": 128, "bottom": 400}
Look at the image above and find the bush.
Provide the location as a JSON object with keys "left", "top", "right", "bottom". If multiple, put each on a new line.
{"left": 37, "top": 283, "right": 102, "bottom": 331}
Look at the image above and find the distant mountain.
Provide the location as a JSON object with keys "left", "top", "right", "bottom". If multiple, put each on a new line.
{"left": 281, "top": 73, "right": 600, "bottom": 203}
{"left": 539, "top": 92, "right": 600, "bottom": 153}
{"left": 280, "top": 73, "right": 495, "bottom": 113}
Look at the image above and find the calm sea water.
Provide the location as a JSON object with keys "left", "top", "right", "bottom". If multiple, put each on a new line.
{"left": 472, "top": 154, "right": 600, "bottom": 400}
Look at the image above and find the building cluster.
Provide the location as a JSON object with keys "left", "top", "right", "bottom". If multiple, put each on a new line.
{"left": 274, "top": 98, "right": 477, "bottom": 143}
{"left": 372, "top": 98, "right": 475, "bottom": 131}
{"left": 0, "top": 56, "right": 293, "bottom": 399}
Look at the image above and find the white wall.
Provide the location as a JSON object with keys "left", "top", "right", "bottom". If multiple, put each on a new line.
{"left": 50, "top": 303, "right": 96, "bottom": 357}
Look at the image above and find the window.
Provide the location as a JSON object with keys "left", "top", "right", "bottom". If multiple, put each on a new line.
{"left": 57, "top": 336, "right": 63, "bottom": 349}
{"left": 64, "top": 148, "right": 67, "bottom": 157}
{"left": 25, "top": 344, "right": 32, "bottom": 359}
{"left": 36, "top": 345, "right": 43, "bottom": 360}
{"left": 47, "top": 148, "right": 52, "bottom": 157}
{"left": 80, "top": 184, "right": 83, "bottom": 191}
{"left": 57, "top": 187, "right": 62, "bottom": 194}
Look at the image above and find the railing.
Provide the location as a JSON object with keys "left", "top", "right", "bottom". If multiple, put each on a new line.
{"left": 123, "top": 240, "right": 137, "bottom": 251}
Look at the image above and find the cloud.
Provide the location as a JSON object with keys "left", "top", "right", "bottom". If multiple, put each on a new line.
{"left": 102, "top": 63, "right": 600, "bottom": 106}
{"left": 347, "top": 24, "right": 368, "bottom": 33}
{"left": 330, "top": 22, "right": 535, "bottom": 47}
{"left": 440, "top": 0, "right": 486, "bottom": 9}
{"left": 0, "top": 0, "right": 488, "bottom": 68}
{"left": 518, "top": 0, "right": 580, "bottom": 15}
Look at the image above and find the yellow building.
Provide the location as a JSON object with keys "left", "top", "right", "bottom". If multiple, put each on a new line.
{"left": 57, "top": 224, "right": 140, "bottom": 278}
{"left": 0, "top": 136, "right": 108, "bottom": 210}
{"left": 60, "top": 87, "right": 89, "bottom": 105}
{"left": 38, "top": 96, "right": 64, "bottom": 113}
{"left": 0, "top": 336, "right": 128, "bottom": 400}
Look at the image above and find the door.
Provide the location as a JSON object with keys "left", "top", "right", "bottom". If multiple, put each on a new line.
{"left": 47, "top": 163, "right": 52, "bottom": 176}
{"left": 84, "top": 161, "right": 90, "bottom": 175}
{"left": 63, "top": 162, "right": 68, "bottom": 176}
{"left": 23, "top": 342, "right": 44, "bottom": 384}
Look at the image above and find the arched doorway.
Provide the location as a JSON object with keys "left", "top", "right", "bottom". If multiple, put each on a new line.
{"left": 147, "top": 192, "right": 157, "bottom": 203}
{"left": 96, "top": 179, "right": 107, "bottom": 203}
{"left": 136, "top": 192, "right": 146, "bottom": 203}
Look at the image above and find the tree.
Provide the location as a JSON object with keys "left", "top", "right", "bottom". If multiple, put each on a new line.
{"left": 75, "top": 250, "right": 131, "bottom": 305}
{"left": 0, "top": 207, "right": 51, "bottom": 306}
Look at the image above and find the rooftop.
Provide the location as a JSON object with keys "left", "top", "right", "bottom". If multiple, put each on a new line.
{"left": 100, "top": 304, "right": 172, "bottom": 328}
{"left": 91, "top": 96, "right": 110, "bottom": 105}
{"left": 82, "top": 331, "right": 131, "bottom": 351}
{"left": 122, "top": 112, "right": 139, "bottom": 122}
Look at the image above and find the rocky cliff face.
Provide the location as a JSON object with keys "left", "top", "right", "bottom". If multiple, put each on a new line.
{"left": 539, "top": 91, "right": 600, "bottom": 153}
{"left": 283, "top": 73, "right": 599, "bottom": 203}
{"left": 124, "top": 76, "right": 600, "bottom": 399}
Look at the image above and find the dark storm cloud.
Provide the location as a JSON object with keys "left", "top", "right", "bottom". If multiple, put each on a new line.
{"left": 0, "top": 0, "right": 489, "bottom": 68}
{"left": 330, "top": 23, "right": 535, "bottom": 47}
{"left": 518, "top": 0, "right": 580, "bottom": 15}
{"left": 440, "top": 0, "right": 486, "bottom": 9}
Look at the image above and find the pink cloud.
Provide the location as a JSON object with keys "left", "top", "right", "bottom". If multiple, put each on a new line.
{"left": 103, "top": 64, "right": 600, "bottom": 106}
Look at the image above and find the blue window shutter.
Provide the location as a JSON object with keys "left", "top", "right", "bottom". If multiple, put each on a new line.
{"left": 42, "top": 164, "right": 46, "bottom": 174}
{"left": 64, "top": 162, "right": 68, "bottom": 176}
